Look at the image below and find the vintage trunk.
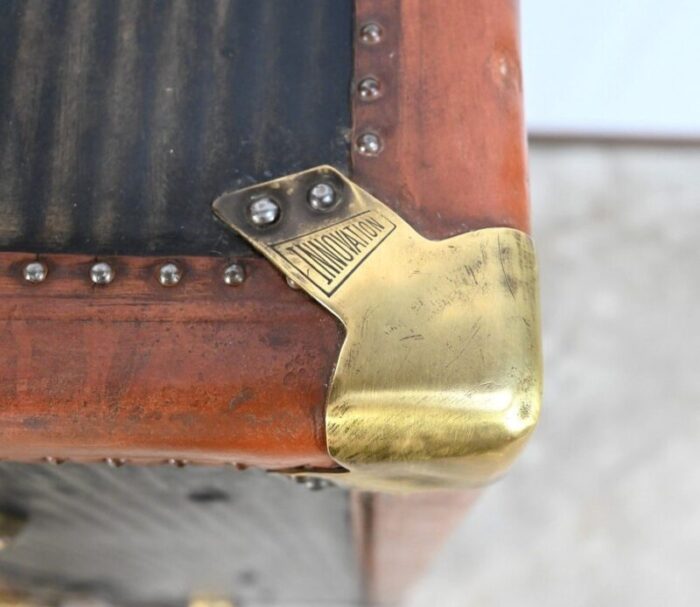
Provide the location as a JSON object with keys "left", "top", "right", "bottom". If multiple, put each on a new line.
{"left": 0, "top": 1, "right": 536, "bottom": 605}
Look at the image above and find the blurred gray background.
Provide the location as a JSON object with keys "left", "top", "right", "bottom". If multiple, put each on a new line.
{"left": 406, "top": 140, "right": 700, "bottom": 607}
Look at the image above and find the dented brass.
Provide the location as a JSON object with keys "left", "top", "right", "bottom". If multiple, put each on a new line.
{"left": 213, "top": 166, "right": 542, "bottom": 492}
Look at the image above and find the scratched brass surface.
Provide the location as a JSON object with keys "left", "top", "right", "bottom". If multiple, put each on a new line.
{"left": 213, "top": 167, "right": 542, "bottom": 491}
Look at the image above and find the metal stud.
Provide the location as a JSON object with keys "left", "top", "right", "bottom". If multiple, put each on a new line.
{"left": 105, "top": 457, "right": 126, "bottom": 467}
{"left": 223, "top": 263, "right": 245, "bottom": 286}
{"left": 357, "top": 76, "right": 381, "bottom": 100}
{"left": 248, "top": 196, "right": 280, "bottom": 227}
{"left": 307, "top": 182, "right": 339, "bottom": 212}
{"left": 23, "top": 261, "right": 47, "bottom": 283}
{"left": 158, "top": 262, "right": 182, "bottom": 287}
{"left": 286, "top": 277, "right": 301, "bottom": 290}
{"left": 356, "top": 132, "right": 382, "bottom": 156}
{"left": 90, "top": 261, "right": 114, "bottom": 285}
{"left": 167, "top": 458, "right": 188, "bottom": 468}
{"left": 295, "top": 476, "right": 333, "bottom": 491}
{"left": 359, "top": 22, "right": 383, "bottom": 45}
{"left": 0, "top": 509, "right": 26, "bottom": 551}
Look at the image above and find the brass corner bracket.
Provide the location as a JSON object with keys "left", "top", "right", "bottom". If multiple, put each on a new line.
{"left": 213, "top": 166, "right": 542, "bottom": 492}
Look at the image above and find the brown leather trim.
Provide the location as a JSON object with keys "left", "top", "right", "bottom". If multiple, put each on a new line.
{"left": 352, "top": 0, "right": 530, "bottom": 238}
{"left": 0, "top": 253, "right": 339, "bottom": 468}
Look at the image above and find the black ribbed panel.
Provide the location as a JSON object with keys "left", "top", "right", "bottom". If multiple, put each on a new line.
{"left": 0, "top": 0, "right": 352, "bottom": 255}
{"left": 0, "top": 464, "right": 360, "bottom": 605}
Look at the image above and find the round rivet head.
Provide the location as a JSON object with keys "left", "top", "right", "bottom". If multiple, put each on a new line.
{"left": 223, "top": 263, "right": 245, "bottom": 286}
{"left": 158, "top": 262, "right": 182, "bottom": 287}
{"left": 308, "top": 182, "right": 339, "bottom": 212}
{"left": 295, "top": 476, "right": 332, "bottom": 491}
{"left": 105, "top": 457, "right": 126, "bottom": 468}
{"left": 90, "top": 262, "right": 114, "bottom": 285}
{"left": 359, "top": 22, "right": 383, "bottom": 45}
{"left": 23, "top": 261, "right": 47, "bottom": 283}
{"left": 356, "top": 132, "right": 382, "bottom": 156}
{"left": 248, "top": 196, "right": 280, "bottom": 227}
{"left": 358, "top": 76, "right": 381, "bottom": 100}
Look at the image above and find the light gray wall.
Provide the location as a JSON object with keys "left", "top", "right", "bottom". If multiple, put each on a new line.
{"left": 523, "top": 2, "right": 700, "bottom": 137}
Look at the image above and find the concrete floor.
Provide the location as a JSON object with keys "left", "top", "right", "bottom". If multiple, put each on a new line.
{"left": 406, "top": 141, "right": 700, "bottom": 607}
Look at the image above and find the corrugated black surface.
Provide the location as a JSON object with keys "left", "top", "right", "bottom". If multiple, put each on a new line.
{"left": 0, "top": 0, "right": 352, "bottom": 255}
{"left": 0, "top": 463, "right": 360, "bottom": 606}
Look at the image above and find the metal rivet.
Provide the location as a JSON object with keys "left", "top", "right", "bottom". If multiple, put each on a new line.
{"left": 356, "top": 132, "right": 382, "bottom": 156}
{"left": 90, "top": 262, "right": 114, "bottom": 285}
{"left": 359, "top": 22, "right": 383, "bottom": 45}
{"left": 248, "top": 196, "right": 280, "bottom": 227}
{"left": 105, "top": 457, "right": 126, "bottom": 467}
{"left": 0, "top": 509, "right": 27, "bottom": 551}
{"left": 43, "top": 456, "right": 64, "bottom": 465}
{"left": 167, "top": 458, "right": 188, "bottom": 468}
{"left": 307, "top": 182, "right": 339, "bottom": 212}
{"left": 357, "top": 76, "right": 381, "bottom": 100}
{"left": 223, "top": 263, "right": 245, "bottom": 286}
{"left": 158, "top": 262, "right": 182, "bottom": 287}
{"left": 295, "top": 476, "right": 332, "bottom": 491}
{"left": 23, "top": 261, "right": 47, "bottom": 283}
{"left": 286, "top": 277, "right": 301, "bottom": 290}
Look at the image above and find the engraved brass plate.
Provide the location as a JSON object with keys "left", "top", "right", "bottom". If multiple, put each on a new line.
{"left": 213, "top": 166, "right": 542, "bottom": 492}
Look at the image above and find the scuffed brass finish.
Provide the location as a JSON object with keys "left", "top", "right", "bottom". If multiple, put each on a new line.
{"left": 213, "top": 167, "right": 542, "bottom": 492}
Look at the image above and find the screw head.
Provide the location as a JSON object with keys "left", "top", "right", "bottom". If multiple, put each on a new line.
{"left": 356, "top": 132, "right": 382, "bottom": 156}
{"left": 286, "top": 276, "right": 301, "bottom": 290}
{"left": 23, "top": 261, "right": 47, "bottom": 283}
{"left": 359, "top": 22, "right": 383, "bottom": 45}
{"left": 307, "top": 182, "right": 339, "bottom": 212}
{"left": 90, "top": 262, "right": 114, "bottom": 285}
{"left": 357, "top": 77, "right": 381, "bottom": 100}
{"left": 223, "top": 263, "right": 245, "bottom": 286}
{"left": 248, "top": 196, "right": 280, "bottom": 227}
{"left": 158, "top": 262, "right": 182, "bottom": 287}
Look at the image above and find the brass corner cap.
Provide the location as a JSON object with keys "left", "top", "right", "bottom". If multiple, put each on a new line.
{"left": 213, "top": 166, "right": 542, "bottom": 492}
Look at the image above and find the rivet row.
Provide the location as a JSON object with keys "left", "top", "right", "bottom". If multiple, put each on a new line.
{"left": 356, "top": 21, "right": 386, "bottom": 157}
{"left": 245, "top": 181, "right": 342, "bottom": 229}
{"left": 20, "top": 261, "right": 250, "bottom": 287}
{"left": 39, "top": 456, "right": 246, "bottom": 469}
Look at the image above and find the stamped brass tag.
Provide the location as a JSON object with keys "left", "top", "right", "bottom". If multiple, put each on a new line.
{"left": 213, "top": 166, "right": 542, "bottom": 492}
{"left": 273, "top": 210, "right": 396, "bottom": 295}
